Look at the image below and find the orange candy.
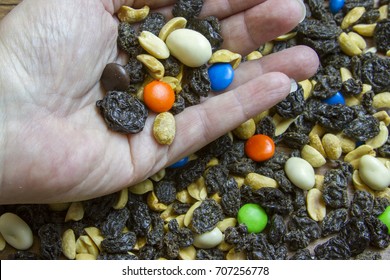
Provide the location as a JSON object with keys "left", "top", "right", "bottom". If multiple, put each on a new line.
{"left": 143, "top": 80, "right": 175, "bottom": 113}
{"left": 245, "top": 134, "right": 275, "bottom": 162}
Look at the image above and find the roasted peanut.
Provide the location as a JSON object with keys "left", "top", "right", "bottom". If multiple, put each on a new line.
{"left": 147, "top": 191, "right": 168, "bottom": 212}
{"left": 226, "top": 248, "right": 247, "bottom": 260}
{"left": 336, "top": 132, "right": 356, "bottom": 154}
{"left": 0, "top": 233, "right": 6, "bottom": 251}
{"left": 233, "top": 119, "right": 256, "bottom": 139}
{"left": 309, "top": 134, "right": 327, "bottom": 158}
{"left": 153, "top": 112, "right": 176, "bottom": 145}
{"left": 322, "top": 133, "right": 342, "bottom": 160}
{"left": 187, "top": 177, "right": 207, "bottom": 201}
{"left": 84, "top": 227, "right": 104, "bottom": 251}
{"left": 139, "top": 31, "right": 170, "bottom": 59}
{"left": 352, "top": 23, "right": 377, "bottom": 37}
{"left": 118, "top": 5, "right": 150, "bottom": 23}
{"left": 246, "top": 51, "right": 263, "bottom": 61}
{"left": 341, "top": 7, "right": 366, "bottom": 29}
{"left": 366, "top": 122, "right": 389, "bottom": 149}
{"left": 65, "top": 202, "right": 84, "bottom": 222}
{"left": 344, "top": 144, "right": 376, "bottom": 163}
{"left": 184, "top": 201, "right": 202, "bottom": 227}
{"left": 159, "top": 17, "right": 187, "bottom": 41}
{"left": 306, "top": 188, "right": 326, "bottom": 222}
{"left": 301, "top": 144, "right": 327, "bottom": 168}
{"left": 338, "top": 32, "right": 363, "bottom": 56}
{"left": 373, "top": 92, "right": 390, "bottom": 109}
{"left": 340, "top": 67, "right": 353, "bottom": 82}
{"left": 62, "top": 229, "right": 76, "bottom": 260}
{"left": 373, "top": 111, "right": 390, "bottom": 126}
{"left": 76, "top": 235, "right": 99, "bottom": 257}
{"left": 299, "top": 79, "right": 313, "bottom": 100}
{"left": 130, "top": 179, "right": 154, "bottom": 194}
{"left": 208, "top": 49, "right": 242, "bottom": 69}
{"left": 113, "top": 188, "right": 128, "bottom": 210}
{"left": 179, "top": 245, "right": 196, "bottom": 260}
{"left": 245, "top": 173, "right": 278, "bottom": 190}
{"left": 137, "top": 54, "right": 165, "bottom": 80}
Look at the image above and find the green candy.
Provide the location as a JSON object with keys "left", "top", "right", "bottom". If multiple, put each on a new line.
{"left": 378, "top": 205, "right": 390, "bottom": 235}
{"left": 237, "top": 203, "right": 268, "bottom": 233}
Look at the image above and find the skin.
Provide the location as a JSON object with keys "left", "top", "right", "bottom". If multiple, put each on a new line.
{"left": 0, "top": 0, "right": 319, "bottom": 204}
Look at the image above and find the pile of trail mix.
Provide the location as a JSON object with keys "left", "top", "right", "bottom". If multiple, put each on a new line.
{"left": 1, "top": 0, "right": 390, "bottom": 260}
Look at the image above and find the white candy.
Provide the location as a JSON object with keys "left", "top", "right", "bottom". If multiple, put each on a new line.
{"left": 193, "top": 227, "right": 223, "bottom": 249}
{"left": 359, "top": 155, "right": 390, "bottom": 191}
{"left": 0, "top": 212, "right": 33, "bottom": 250}
{"left": 284, "top": 157, "right": 315, "bottom": 191}
{"left": 166, "top": 29, "right": 212, "bottom": 67}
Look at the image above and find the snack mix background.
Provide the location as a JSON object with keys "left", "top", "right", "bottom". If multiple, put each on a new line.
{"left": 0, "top": 0, "right": 390, "bottom": 260}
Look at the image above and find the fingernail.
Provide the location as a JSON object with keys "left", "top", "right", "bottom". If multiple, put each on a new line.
{"left": 290, "top": 79, "right": 298, "bottom": 93}
{"left": 295, "top": 0, "right": 307, "bottom": 23}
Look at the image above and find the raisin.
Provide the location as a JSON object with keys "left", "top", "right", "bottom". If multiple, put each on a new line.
{"left": 187, "top": 16, "right": 224, "bottom": 51}
{"left": 154, "top": 180, "right": 177, "bottom": 204}
{"left": 374, "top": 19, "right": 390, "bottom": 54}
{"left": 315, "top": 237, "right": 351, "bottom": 260}
{"left": 204, "top": 164, "right": 229, "bottom": 194}
{"left": 191, "top": 199, "right": 224, "bottom": 234}
{"left": 101, "top": 232, "right": 137, "bottom": 254}
{"left": 172, "top": 0, "right": 204, "bottom": 18}
{"left": 275, "top": 85, "right": 305, "bottom": 118}
{"left": 350, "top": 191, "right": 374, "bottom": 217}
{"left": 267, "top": 214, "right": 286, "bottom": 245}
{"left": 101, "top": 207, "right": 130, "bottom": 238}
{"left": 220, "top": 177, "right": 241, "bottom": 217}
{"left": 321, "top": 208, "right": 349, "bottom": 236}
{"left": 343, "top": 114, "right": 380, "bottom": 141}
{"left": 96, "top": 91, "right": 148, "bottom": 134}
{"left": 38, "top": 224, "right": 62, "bottom": 260}
{"left": 139, "top": 13, "right": 166, "bottom": 36}
{"left": 117, "top": 22, "right": 141, "bottom": 57}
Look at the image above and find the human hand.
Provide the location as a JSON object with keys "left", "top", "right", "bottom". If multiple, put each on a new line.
{"left": 0, "top": 0, "right": 319, "bottom": 204}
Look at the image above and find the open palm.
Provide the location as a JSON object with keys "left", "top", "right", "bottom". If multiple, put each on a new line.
{"left": 0, "top": 0, "right": 318, "bottom": 204}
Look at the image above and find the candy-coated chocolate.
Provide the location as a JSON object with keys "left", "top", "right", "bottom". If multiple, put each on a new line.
{"left": 208, "top": 63, "right": 235, "bottom": 91}
{"left": 168, "top": 156, "right": 189, "bottom": 168}
{"left": 323, "top": 92, "right": 346, "bottom": 105}
{"left": 245, "top": 134, "right": 275, "bottom": 162}
{"left": 329, "top": 0, "right": 345, "bottom": 14}
{"left": 378, "top": 206, "right": 390, "bottom": 234}
{"left": 101, "top": 63, "right": 130, "bottom": 92}
{"left": 237, "top": 203, "right": 268, "bottom": 233}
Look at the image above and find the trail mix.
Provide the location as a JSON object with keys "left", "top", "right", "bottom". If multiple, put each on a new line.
{"left": 1, "top": 0, "right": 390, "bottom": 260}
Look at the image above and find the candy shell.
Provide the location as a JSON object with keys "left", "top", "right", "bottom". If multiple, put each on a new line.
{"left": 329, "top": 0, "right": 345, "bottom": 14}
{"left": 359, "top": 155, "right": 390, "bottom": 191}
{"left": 168, "top": 156, "right": 189, "bottom": 168}
{"left": 208, "top": 63, "right": 235, "bottom": 91}
{"left": 237, "top": 203, "right": 268, "bottom": 233}
{"left": 323, "top": 92, "right": 345, "bottom": 105}
{"left": 166, "top": 29, "right": 212, "bottom": 68}
{"left": 378, "top": 206, "right": 390, "bottom": 234}
{"left": 285, "top": 157, "right": 315, "bottom": 191}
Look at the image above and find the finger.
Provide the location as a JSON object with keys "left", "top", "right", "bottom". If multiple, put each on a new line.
{"left": 231, "top": 45, "right": 319, "bottom": 89}
{"left": 219, "top": 0, "right": 306, "bottom": 54}
{"left": 101, "top": 0, "right": 175, "bottom": 14}
{"left": 167, "top": 72, "right": 291, "bottom": 164}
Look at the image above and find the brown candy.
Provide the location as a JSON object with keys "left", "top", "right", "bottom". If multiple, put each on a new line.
{"left": 101, "top": 63, "right": 130, "bottom": 92}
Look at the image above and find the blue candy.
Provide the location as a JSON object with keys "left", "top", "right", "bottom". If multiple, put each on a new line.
{"left": 208, "top": 63, "right": 235, "bottom": 91}
{"left": 329, "top": 0, "right": 345, "bottom": 14}
{"left": 323, "top": 92, "right": 346, "bottom": 105}
{"left": 168, "top": 156, "right": 189, "bottom": 168}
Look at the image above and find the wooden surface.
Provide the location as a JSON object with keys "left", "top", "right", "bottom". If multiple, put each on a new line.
{"left": 0, "top": 0, "right": 21, "bottom": 20}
